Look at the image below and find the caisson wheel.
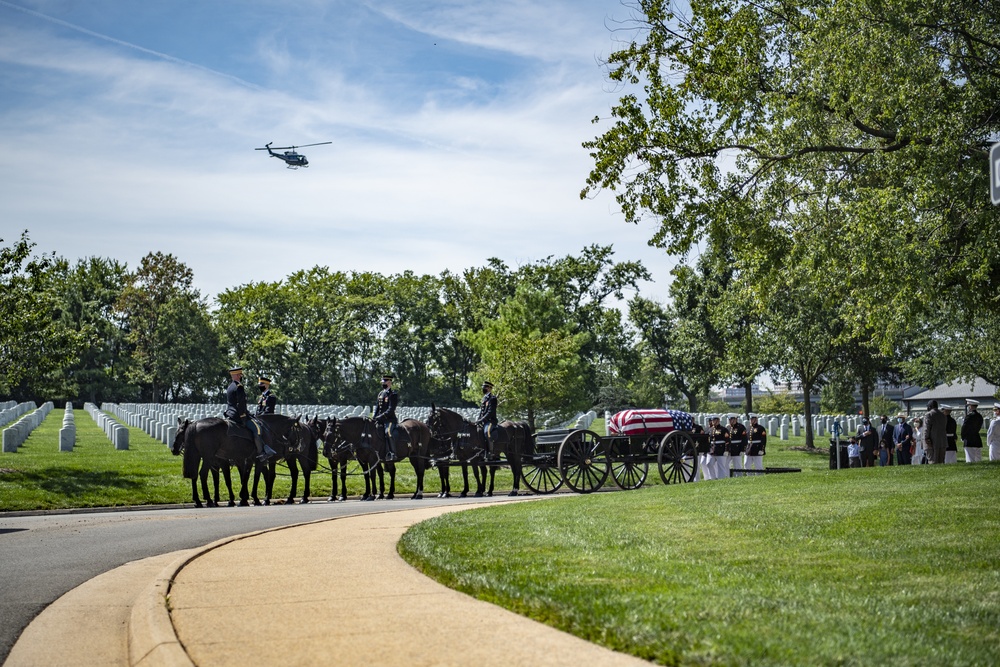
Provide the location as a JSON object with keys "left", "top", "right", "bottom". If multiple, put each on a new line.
{"left": 557, "top": 429, "right": 609, "bottom": 493}
{"left": 607, "top": 436, "right": 648, "bottom": 490}
{"left": 657, "top": 431, "right": 698, "bottom": 484}
{"left": 521, "top": 454, "right": 563, "bottom": 494}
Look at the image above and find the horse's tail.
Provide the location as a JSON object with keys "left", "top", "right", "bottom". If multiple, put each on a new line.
{"left": 182, "top": 432, "right": 200, "bottom": 480}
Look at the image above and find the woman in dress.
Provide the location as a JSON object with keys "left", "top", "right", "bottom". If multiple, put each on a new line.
{"left": 911, "top": 417, "right": 925, "bottom": 465}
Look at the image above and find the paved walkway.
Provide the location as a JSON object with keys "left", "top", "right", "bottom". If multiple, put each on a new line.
{"left": 6, "top": 503, "right": 651, "bottom": 666}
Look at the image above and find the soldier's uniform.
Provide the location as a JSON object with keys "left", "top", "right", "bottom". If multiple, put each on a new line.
{"left": 746, "top": 415, "right": 767, "bottom": 471}
{"left": 373, "top": 374, "right": 399, "bottom": 461}
{"left": 707, "top": 418, "right": 729, "bottom": 481}
{"left": 224, "top": 366, "right": 273, "bottom": 462}
{"left": 476, "top": 381, "right": 498, "bottom": 453}
{"left": 961, "top": 399, "right": 984, "bottom": 463}
{"left": 727, "top": 415, "right": 747, "bottom": 477}
{"left": 943, "top": 406, "right": 958, "bottom": 464}
{"left": 255, "top": 377, "right": 277, "bottom": 415}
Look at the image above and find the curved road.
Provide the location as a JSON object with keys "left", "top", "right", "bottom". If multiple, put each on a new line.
{"left": 0, "top": 496, "right": 512, "bottom": 663}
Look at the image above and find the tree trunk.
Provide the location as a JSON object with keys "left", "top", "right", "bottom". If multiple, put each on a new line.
{"left": 685, "top": 391, "right": 698, "bottom": 413}
{"left": 803, "top": 380, "right": 815, "bottom": 448}
{"left": 861, "top": 383, "right": 871, "bottom": 419}
{"left": 743, "top": 382, "right": 754, "bottom": 416}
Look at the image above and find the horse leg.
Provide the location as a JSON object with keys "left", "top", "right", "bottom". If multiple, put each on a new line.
{"left": 252, "top": 463, "right": 263, "bottom": 506}
{"left": 411, "top": 459, "right": 424, "bottom": 500}
{"left": 237, "top": 464, "right": 251, "bottom": 507}
{"left": 437, "top": 464, "right": 450, "bottom": 498}
{"left": 338, "top": 461, "right": 348, "bottom": 501}
{"left": 301, "top": 459, "right": 311, "bottom": 504}
{"left": 191, "top": 470, "right": 203, "bottom": 508}
{"left": 474, "top": 464, "right": 485, "bottom": 497}
{"left": 211, "top": 467, "right": 221, "bottom": 505}
{"left": 199, "top": 464, "right": 215, "bottom": 507}
{"left": 287, "top": 459, "right": 299, "bottom": 504}
{"left": 361, "top": 461, "right": 374, "bottom": 501}
{"left": 386, "top": 462, "right": 396, "bottom": 500}
{"left": 222, "top": 466, "right": 236, "bottom": 507}
{"left": 509, "top": 458, "right": 522, "bottom": 496}
{"left": 485, "top": 460, "right": 497, "bottom": 497}
{"left": 328, "top": 460, "right": 338, "bottom": 501}
{"left": 376, "top": 463, "right": 386, "bottom": 500}
{"left": 460, "top": 464, "right": 470, "bottom": 498}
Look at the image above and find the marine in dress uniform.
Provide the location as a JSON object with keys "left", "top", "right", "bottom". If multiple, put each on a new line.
{"left": 988, "top": 403, "right": 1000, "bottom": 461}
{"left": 942, "top": 405, "right": 958, "bottom": 464}
{"left": 961, "top": 399, "right": 984, "bottom": 463}
{"left": 746, "top": 414, "right": 767, "bottom": 471}
{"left": 476, "top": 381, "right": 498, "bottom": 453}
{"left": 255, "top": 377, "right": 277, "bottom": 415}
{"left": 708, "top": 416, "right": 730, "bottom": 481}
{"left": 373, "top": 374, "right": 399, "bottom": 461}
{"left": 224, "top": 367, "right": 274, "bottom": 462}
{"left": 727, "top": 414, "right": 747, "bottom": 477}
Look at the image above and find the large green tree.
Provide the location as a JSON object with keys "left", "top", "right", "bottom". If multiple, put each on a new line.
{"left": 583, "top": 0, "right": 1000, "bottom": 350}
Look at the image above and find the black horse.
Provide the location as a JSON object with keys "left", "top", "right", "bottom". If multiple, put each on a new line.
{"left": 172, "top": 417, "right": 275, "bottom": 507}
{"left": 482, "top": 419, "right": 532, "bottom": 497}
{"left": 321, "top": 417, "right": 355, "bottom": 501}
{"left": 250, "top": 414, "right": 318, "bottom": 505}
{"left": 427, "top": 405, "right": 489, "bottom": 498}
{"left": 328, "top": 416, "right": 433, "bottom": 500}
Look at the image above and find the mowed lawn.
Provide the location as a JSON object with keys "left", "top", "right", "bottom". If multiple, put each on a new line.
{"left": 400, "top": 463, "right": 1000, "bottom": 666}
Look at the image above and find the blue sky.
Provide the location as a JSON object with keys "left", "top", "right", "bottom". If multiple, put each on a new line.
{"left": 0, "top": 0, "right": 676, "bottom": 303}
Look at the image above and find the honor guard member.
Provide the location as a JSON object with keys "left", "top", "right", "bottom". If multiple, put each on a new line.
{"left": 476, "top": 381, "right": 498, "bottom": 454}
{"left": 961, "top": 399, "right": 984, "bottom": 462}
{"left": 373, "top": 375, "right": 399, "bottom": 461}
{"left": 746, "top": 414, "right": 767, "bottom": 472}
{"left": 942, "top": 405, "right": 958, "bottom": 464}
{"left": 255, "top": 377, "right": 277, "bottom": 415}
{"left": 988, "top": 403, "right": 1000, "bottom": 461}
{"left": 708, "top": 415, "right": 730, "bottom": 481}
{"left": 727, "top": 414, "right": 747, "bottom": 477}
{"left": 224, "top": 367, "right": 274, "bottom": 463}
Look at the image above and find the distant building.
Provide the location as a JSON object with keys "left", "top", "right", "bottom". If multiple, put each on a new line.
{"left": 904, "top": 378, "right": 998, "bottom": 414}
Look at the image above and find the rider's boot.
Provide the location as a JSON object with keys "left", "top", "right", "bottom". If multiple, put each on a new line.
{"left": 256, "top": 436, "right": 275, "bottom": 463}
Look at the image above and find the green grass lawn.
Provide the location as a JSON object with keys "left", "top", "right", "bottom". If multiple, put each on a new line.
{"left": 400, "top": 463, "right": 1000, "bottom": 666}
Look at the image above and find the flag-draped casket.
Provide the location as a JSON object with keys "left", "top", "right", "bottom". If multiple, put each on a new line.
{"left": 608, "top": 409, "right": 694, "bottom": 436}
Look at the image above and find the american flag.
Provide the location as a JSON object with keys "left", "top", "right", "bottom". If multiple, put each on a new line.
{"left": 667, "top": 409, "right": 694, "bottom": 432}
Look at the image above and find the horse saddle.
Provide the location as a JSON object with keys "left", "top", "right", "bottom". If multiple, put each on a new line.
{"left": 225, "top": 418, "right": 263, "bottom": 442}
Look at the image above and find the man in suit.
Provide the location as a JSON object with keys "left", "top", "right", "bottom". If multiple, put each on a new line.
{"left": 923, "top": 400, "right": 948, "bottom": 464}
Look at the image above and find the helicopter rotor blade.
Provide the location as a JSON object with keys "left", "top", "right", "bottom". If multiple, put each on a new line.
{"left": 289, "top": 142, "right": 332, "bottom": 149}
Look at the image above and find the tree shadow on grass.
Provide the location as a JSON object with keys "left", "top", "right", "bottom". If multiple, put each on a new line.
{"left": 18, "top": 468, "right": 144, "bottom": 496}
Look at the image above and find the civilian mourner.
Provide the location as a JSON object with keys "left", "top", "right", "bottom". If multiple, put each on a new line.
{"left": 923, "top": 400, "right": 947, "bottom": 464}
{"left": 893, "top": 413, "right": 914, "bottom": 466}
{"left": 961, "top": 399, "right": 984, "bottom": 463}
{"left": 727, "top": 414, "right": 747, "bottom": 477}
{"left": 255, "top": 377, "right": 277, "bottom": 415}
{"left": 745, "top": 414, "right": 766, "bottom": 471}
{"left": 224, "top": 366, "right": 274, "bottom": 462}
{"left": 878, "top": 414, "right": 894, "bottom": 466}
{"left": 857, "top": 417, "right": 878, "bottom": 468}
{"left": 476, "top": 381, "right": 498, "bottom": 449}
{"left": 373, "top": 374, "right": 399, "bottom": 461}
{"left": 942, "top": 405, "right": 958, "bottom": 464}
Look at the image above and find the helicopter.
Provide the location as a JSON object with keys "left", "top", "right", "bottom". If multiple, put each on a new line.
{"left": 255, "top": 141, "right": 332, "bottom": 169}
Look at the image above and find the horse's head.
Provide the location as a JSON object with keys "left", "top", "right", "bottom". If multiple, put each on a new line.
{"left": 322, "top": 417, "right": 341, "bottom": 457}
{"left": 172, "top": 419, "right": 191, "bottom": 456}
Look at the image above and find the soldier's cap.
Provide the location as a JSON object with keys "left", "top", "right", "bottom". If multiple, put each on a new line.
{"left": 228, "top": 366, "right": 243, "bottom": 375}
{"left": 941, "top": 404, "right": 952, "bottom": 412}
{"left": 258, "top": 377, "right": 272, "bottom": 386}
{"left": 993, "top": 402, "right": 1000, "bottom": 410}
{"left": 727, "top": 413, "right": 738, "bottom": 420}
{"left": 382, "top": 374, "right": 395, "bottom": 382}
{"left": 748, "top": 413, "right": 759, "bottom": 419}
{"left": 482, "top": 381, "right": 494, "bottom": 389}
{"left": 966, "top": 398, "right": 980, "bottom": 406}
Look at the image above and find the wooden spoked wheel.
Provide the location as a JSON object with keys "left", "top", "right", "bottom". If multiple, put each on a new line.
{"left": 657, "top": 431, "right": 698, "bottom": 484}
{"left": 606, "top": 436, "right": 648, "bottom": 490}
{"left": 557, "top": 429, "right": 609, "bottom": 493}
{"left": 521, "top": 454, "right": 564, "bottom": 494}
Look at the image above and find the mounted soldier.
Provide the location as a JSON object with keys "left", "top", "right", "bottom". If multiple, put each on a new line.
{"left": 255, "top": 376, "right": 277, "bottom": 415}
{"left": 476, "top": 381, "right": 499, "bottom": 451}
{"left": 224, "top": 367, "right": 275, "bottom": 463}
{"left": 373, "top": 374, "right": 399, "bottom": 461}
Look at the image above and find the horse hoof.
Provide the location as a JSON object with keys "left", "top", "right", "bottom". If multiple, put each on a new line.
{"left": 263, "top": 499, "right": 270, "bottom": 506}
{"left": 228, "top": 500, "right": 235, "bottom": 507}
{"left": 386, "top": 494, "right": 394, "bottom": 500}
{"left": 486, "top": 491, "right": 493, "bottom": 497}
{"left": 339, "top": 495, "right": 347, "bottom": 502}
{"left": 286, "top": 498, "right": 295, "bottom": 505}
{"left": 301, "top": 498, "right": 309, "bottom": 504}
{"left": 508, "top": 490, "right": 519, "bottom": 497}
{"left": 377, "top": 494, "right": 385, "bottom": 500}
{"left": 459, "top": 492, "right": 468, "bottom": 498}
{"left": 475, "top": 492, "right": 484, "bottom": 498}
{"left": 194, "top": 501, "right": 203, "bottom": 509}
{"left": 239, "top": 500, "right": 250, "bottom": 507}
{"left": 411, "top": 492, "right": 423, "bottom": 500}
{"left": 253, "top": 499, "right": 261, "bottom": 506}
{"left": 328, "top": 496, "right": 336, "bottom": 502}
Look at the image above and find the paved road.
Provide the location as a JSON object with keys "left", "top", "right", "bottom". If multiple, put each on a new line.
{"left": 0, "top": 496, "right": 511, "bottom": 663}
